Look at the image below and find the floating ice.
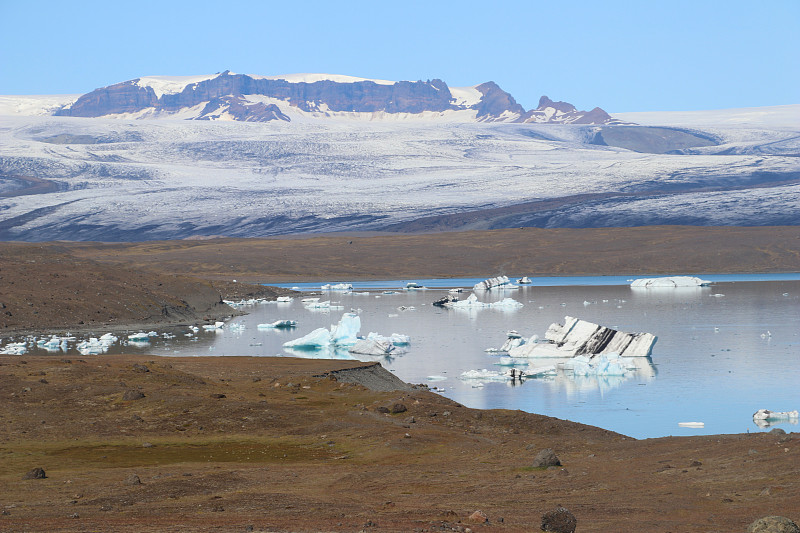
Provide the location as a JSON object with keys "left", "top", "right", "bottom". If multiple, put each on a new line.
{"left": 631, "top": 276, "right": 711, "bottom": 288}
{"left": 301, "top": 297, "right": 320, "bottom": 303}
{"left": 322, "top": 283, "right": 353, "bottom": 291}
{"left": 283, "top": 313, "right": 360, "bottom": 350}
{"left": 459, "top": 369, "right": 509, "bottom": 381}
{"left": 76, "top": 333, "right": 119, "bottom": 355}
{"left": 562, "top": 353, "right": 637, "bottom": 376}
{"left": 493, "top": 356, "right": 530, "bottom": 367}
{"left": 201, "top": 321, "right": 225, "bottom": 330}
{"left": 517, "top": 276, "right": 532, "bottom": 284}
{"left": 0, "top": 342, "right": 28, "bottom": 355}
{"left": 448, "top": 293, "right": 523, "bottom": 310}
{"left": 276, "top": 296, "right": 293, "bottom": 302}
{"left": 509, "top": 316, "right": 656, "bottom": 358}
{"left": 753, "top": 409, "right": 799, "bottom": 428}
{"left": 304, "top": 300, "right": 344, "bottom": 310}
{"left": 257, "top": 320, "right": 297, "bottom": 329}
{"left": 349, "top": 338, "right": 394, "bottom": 356}
{"left": 474, "top": 275, "right": 513, "bottom": 291}
{"left": 366, "top": 332, "right": 410, "bottom": 346}
{"left": 127, "top": 332, "right": 151, "bottom": 342}
{"left": 523, "top": 365, "right": 557, "bottom": 378}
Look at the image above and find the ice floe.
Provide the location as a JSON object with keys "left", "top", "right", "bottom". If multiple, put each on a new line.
{"left": 517, "top": 276, "right": 532, "bottom": 284}
{"left": 257, "top": 320, "right": 297, "bottom": 329}
{"left": 446, "top": 293, "right": 523, "bottom": 310}
{"left": 509, "top": 316, "right": 656, "bottom": 358}
{"left": 631, "top": 276, "right": 711, "bottom": 288}
{"left": 283, "top": 313, "right": 409, "bottom": 358}
{"left": 0, "top": 342, "right": 28, "bottom": 355}
{"left": 322, "top": 283, "right": 353, "bottom": 291}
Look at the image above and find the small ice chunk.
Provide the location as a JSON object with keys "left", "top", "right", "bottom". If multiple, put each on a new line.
{"left": 257, "top": 320, "right": 297, "bottom": 329}
{"left": 276, "top": 296, "right": 293, "bottom": 302}
{"left": 473, "top": 275, "right": 511, "bottom": 291}
{"left": 459, "top": 369, "right": 509, "bottom": 381}
{"left": 128, "top": 332, "right": 151, "bottom": 342}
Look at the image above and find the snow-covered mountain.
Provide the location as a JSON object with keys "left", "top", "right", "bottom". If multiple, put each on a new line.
{"left": 46, "top": 71, "right": 622, "bottom": 125}
{"left": 0, "top": 73, "right": 798, "bottom": 241}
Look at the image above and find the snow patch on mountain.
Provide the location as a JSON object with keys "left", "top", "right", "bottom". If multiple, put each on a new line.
{"left": 134, "top": 74, "right": 223, "bottom": 98}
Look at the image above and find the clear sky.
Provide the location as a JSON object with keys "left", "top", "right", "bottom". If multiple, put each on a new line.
{"left": 1, "top": 0, "right": 798, "bottom": 112}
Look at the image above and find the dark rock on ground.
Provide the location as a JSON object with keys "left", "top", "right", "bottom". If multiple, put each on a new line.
{"left": 747, "top": 516, "right": 800, "bottom": 533}
{"left": 391, "top": 403, "right": 407, "bottom": 414}
{"left": 122, "top": 390, "right": 145, "bottom": 401}
{"left": 541, "top": 506, "right": 577, "bottom": 533}
{"left": 532, "top": 448, "right": 561, "bottom": 468}
{"left": 23, "top": 467, "right": 46, "bottom": 479}
{"left": 125, "top": 474, "right": 142, "bottom": 485}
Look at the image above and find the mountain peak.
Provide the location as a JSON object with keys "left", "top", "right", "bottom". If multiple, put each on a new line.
{"left": 52, "top": 73, "right": 620, "bottom": 125}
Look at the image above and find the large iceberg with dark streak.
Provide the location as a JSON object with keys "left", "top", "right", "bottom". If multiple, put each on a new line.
{"left": 473, "top": 276, "right": 514, "bottom": 291}
{"left": 509, "top": 315, "right": 657, "bottom": 358}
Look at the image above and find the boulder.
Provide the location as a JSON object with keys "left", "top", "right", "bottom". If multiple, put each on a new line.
{"left": 747, "top": 516, "right": 800, "bottom": 533}
{"left": 23, "top": 467, "right": 46, "bottom": 479}
{"left": 532, "top": 448, "right": 561, "bottom": 468}
{"left": 541, "top": 507, "right": 577, "bottom": 533}
{"left": 468, "top": 510, "right": 489, "bottom": 523}
{"left": 122, "top": 390, "right": 145, "bottom": 401}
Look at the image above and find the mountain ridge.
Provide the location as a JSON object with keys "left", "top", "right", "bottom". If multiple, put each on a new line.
{"left": 52, "top": 71, "right": 624, "bottom": 125}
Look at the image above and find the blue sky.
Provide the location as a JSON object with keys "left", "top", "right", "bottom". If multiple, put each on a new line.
{"left": 1, "top": 0, "right": 798, "bottom": 112}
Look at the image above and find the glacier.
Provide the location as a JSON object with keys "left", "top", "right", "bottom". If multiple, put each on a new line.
{"left": 1, "top": 102, "right": 799, "bottom": 240}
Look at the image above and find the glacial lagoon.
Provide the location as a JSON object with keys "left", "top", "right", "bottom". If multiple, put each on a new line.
{"left": 8, "top": 274, "right": 800, "bottom": 439}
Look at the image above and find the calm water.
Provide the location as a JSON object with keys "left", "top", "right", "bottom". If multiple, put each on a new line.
{"left": 12, "top": 276, "right": 800, "bottom": 439}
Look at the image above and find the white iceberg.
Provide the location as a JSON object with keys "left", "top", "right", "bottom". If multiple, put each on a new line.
{"left": 517, "top": 276, "right": 532, "bottom": 284}
{"left": 304, "top": 300, "right": 344, "bottom": 310}
{"left": 631, "top": 276, "right": 711, "bottom": 288}
{"left": 753, "top": 409, "right": 799, "bottom": 428}
{"left": 448, "top": 293, "right": 523, "bottom": 310}
{"left": 257, "top": 320, "right": 297, "bottom": 329}
{"left": 473, "top": 275, "right": 513, "bottom": 291}
{"left": 76, "top": 333, "right": 119, "bottom": 355}
{"left": 0, "top": 342, "right": 28, "bottom": 355}
{"left": 282, "top": 327, "right": 333, "bottom": 350}
{"left": 509, "top": 316, "right": 656, "bottom": 358}
{"left": 561, "top": 353, "right": 637, "bottom": 376}
{"left": 366, "top": 332, "right": 410, "bottom": 346}
{"left": 276, "top": 296, "right": 293, "bottom": 302}
{"left": 459, "top": 369, "right": 510, "bottom": 382}
{"left": 322, "top": 283, "right": 353, "bottom": 291}
{"left": 201, "top": 321, "right": 225, "bottom": 330}
{"left": 127, "top": 331, "right": 151, "bottom": 342}
{"left": 283, "top": 313, "right": 361, "bottom": 350}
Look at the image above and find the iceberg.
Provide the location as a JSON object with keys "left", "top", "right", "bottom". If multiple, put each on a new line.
{"left": 631, "top": 276, "right": 711, "bottom": 288}
{"left": 349, "top": 338, "right": 395, "bottom": 356}
{"left": 322, "top": 283, "right": 353, "bottom": 291}
{"left": 459, "top": 369, "right": 510, "bottom": 382}
{"left": 201, "top": 321, "right": 225, "bottom": 330}
{"left": 0, "top": 342, "right": 28, "bottom": 355}
{"left": 127, "top": 332, "right": 151, "bottom": 342}
{"left": 257, "top": 320, "right": 297, "bottom": 329}
{"left": 448, "top": 293, "right": 523, "bottom": 310}
{"left": 76, "top": 333, "right": 119, "bottom": 355}
{"left": 473, "top": 275, "right": 513, "bottom": 291}
{"left": 753, "top": 409, "right": 799, "bottom": 428}
{"left": 276, "top": 296, "right": 293, "bottom": 302}
{"left": 282, "top": 327, "right": 333, "bottom": 350}
{"left": 366, "top": 332, "right": 410, "bottom": 346}
{"left": 517, "top": 276, "right": 532, "bottom": 284}
{"left": 304, "top": 300, "right": 344, "bottom": 310}
{"left": 509, "top": 316, "right": 657, "bottom": 358}
{"left": 283, "top": 313, "right": 360, "bottom": 350}
{"left": 561, "top": 353, "right": 637, "bottom": 376}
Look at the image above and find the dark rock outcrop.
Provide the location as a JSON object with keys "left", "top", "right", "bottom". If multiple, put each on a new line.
{"left": 56, "top": 71, "right": 620, "bottom": 125}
